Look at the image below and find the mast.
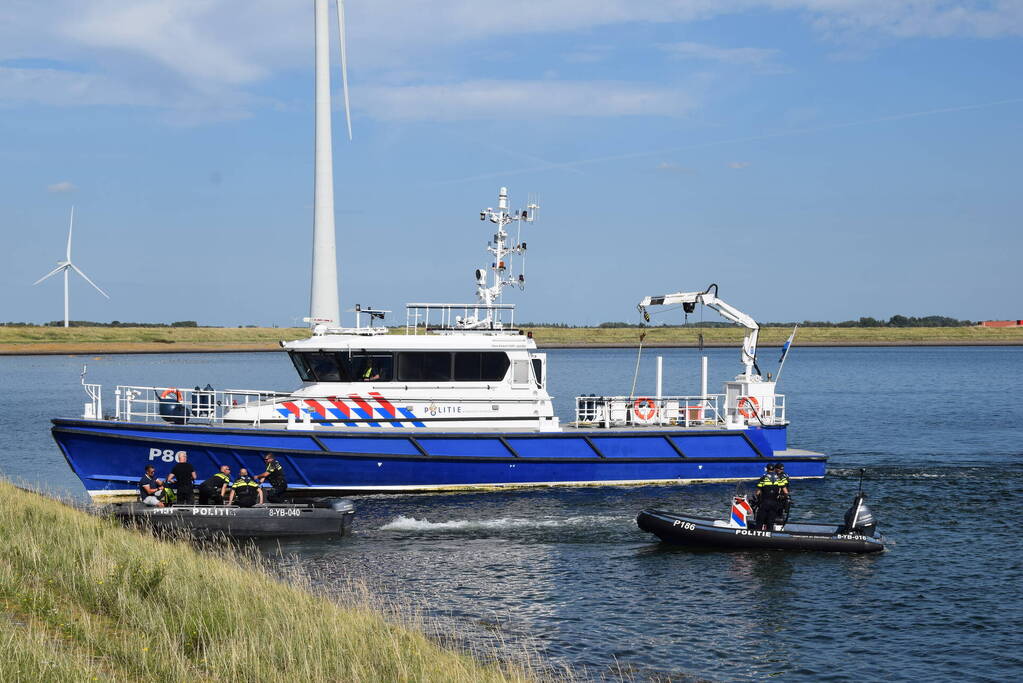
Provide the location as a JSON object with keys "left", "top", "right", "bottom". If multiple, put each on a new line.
{"left": 309, "top": 0, "right": 340, "bottom": 327}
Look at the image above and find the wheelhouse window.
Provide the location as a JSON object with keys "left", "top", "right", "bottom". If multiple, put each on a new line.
{"left": 454, "top": 352, "right": 511, "bottom": 381}
{"left": 289, "top": 352, "right": 314, "bottom": 382}
{"left": 396, "top": 351, "right": 510, "bottom": 382}
{"left": 288, "top": 351, "right": 394, "bottom": 382}
{"left": 397, "top": 352, "right": 452, "bottom": 381}
{"left": 291, "top": 350, "right": 510, "bottom": 383}
{"left": 337, "top": 352, "right": 394, "bottom": 382}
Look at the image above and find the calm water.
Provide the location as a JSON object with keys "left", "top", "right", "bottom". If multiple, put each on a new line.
{"left": 2, "top": 347, "right": 1021, "bottom": 681}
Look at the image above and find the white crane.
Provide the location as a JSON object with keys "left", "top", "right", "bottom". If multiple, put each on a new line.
{"left": 638, "top": 283, "right": 761, "bottom": 379}
{"left": 32, "top": 207, "right": 110, "bottom": 328}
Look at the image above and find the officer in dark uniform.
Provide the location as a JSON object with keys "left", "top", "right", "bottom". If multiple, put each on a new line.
{"left": 753, "top": 463, "right": 782, "bottom": 530}
{"left": 227, "top": 468, "right": 263, "bottom": 508}
{"left": 774, "top": 463, "right": 791, "bottom": 523}
{"left": 256, "top": 453, "right": 287, "bottom": 503}
{"left": 198, "top": 465, "right": 232, "bottom": 505}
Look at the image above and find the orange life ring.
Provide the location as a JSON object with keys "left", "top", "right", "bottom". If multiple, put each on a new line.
{"left": 633, "top": 397, "right": 657, "bottom": 421}
{"left": 160, "top": 388, "right": 183, "bottom": 402}
{"left": 737, "top": 396, "right": 759, "bottom": 419}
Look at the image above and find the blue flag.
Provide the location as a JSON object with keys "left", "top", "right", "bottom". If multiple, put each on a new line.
{"left": 779, "top": 326, "right": 797, "bottom": 364}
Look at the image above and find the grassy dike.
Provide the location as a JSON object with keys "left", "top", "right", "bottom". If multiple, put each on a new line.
{"left": 0, "top": 480, "right": 536, "bottom": 682}
{"left": 0, "top": 324, "right": 1021, "bottom": 354}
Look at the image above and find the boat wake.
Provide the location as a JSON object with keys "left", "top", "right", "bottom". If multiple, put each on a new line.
{"left": 380, "top": 514, "right": 625, "bottom": 532}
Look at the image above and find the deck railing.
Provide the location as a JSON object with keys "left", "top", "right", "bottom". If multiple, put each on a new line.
{"left": 405, "top": 303, "right": 518, "bottom": 334}
{"left": 573, "top": 394, "right": 785, "bottom": 428}
{"left": 112, "top": 385, "right": 288, "bottom": 426}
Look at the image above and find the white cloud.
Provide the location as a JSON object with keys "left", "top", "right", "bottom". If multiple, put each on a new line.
{"left": 729, "top": 161, "right": 751, "bottom": 169}
{"left": 0, "top": 65, "right": 253, "bottom": 123}
{"left": 660, "top": 42, "right": 785, "bottom": 73}
{"left": 362, "top": 80, "right": 697, "bottom": 121}
{"left": 0, "top": 1, "right": 1019, "bottom": 122}
{"left": 47, "top": 181, "right": 77, "bottom": 193}
{"left": 0, "top": 66, "right": 154, "bottom": 108}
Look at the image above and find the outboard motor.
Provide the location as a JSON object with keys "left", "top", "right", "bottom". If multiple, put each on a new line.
{"left": 843, "top": 492, "right": 877, "bottom": 536}
{"left": 329, "top": 498, "right": 356, "bottom": 514}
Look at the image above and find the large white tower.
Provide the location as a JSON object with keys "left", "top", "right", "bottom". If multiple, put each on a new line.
{"left": 308, "top": 0, "right": 347, "bottom": 327}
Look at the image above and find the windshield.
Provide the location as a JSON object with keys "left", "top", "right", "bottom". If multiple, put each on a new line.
{"left": 288, "top": 350, "right": 509, "bottom": 383}
{"left": 289, "top": 351, "right": 394, "bottom": 382}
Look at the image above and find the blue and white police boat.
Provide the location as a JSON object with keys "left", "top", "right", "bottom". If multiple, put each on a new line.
{"left": 49, "top": 3, "right": 825, "bottom": 501}
{"left": 52, "top": 185, "right": 825, "bottom": 500}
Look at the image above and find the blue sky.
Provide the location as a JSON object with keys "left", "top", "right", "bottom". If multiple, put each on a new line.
{"left": 1, "top": 1, "right": 1021, "bottom": 326}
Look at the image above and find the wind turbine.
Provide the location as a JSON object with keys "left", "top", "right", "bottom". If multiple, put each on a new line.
{"left": 32, "top": 207, "right": 110, "bottom": 327}
{"left": 308, "top": 0, "right": 353, "bottom": 328}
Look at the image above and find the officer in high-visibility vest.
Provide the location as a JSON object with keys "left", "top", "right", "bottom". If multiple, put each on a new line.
{"left": 256, "top": 453, "right": 287, "bottom": 503}
{"left": 227, "top": 468, "right": 263, "bottom": 508}
{"left": 753, "top": 463, "right": 783, "bottom": 530}
{"left": 198, "top": 465, "right": 232, "bottom": 505}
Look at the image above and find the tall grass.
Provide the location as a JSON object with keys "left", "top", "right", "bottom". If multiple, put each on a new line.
{"left": 0, "top": 480, "right": 542, "bottom": 682}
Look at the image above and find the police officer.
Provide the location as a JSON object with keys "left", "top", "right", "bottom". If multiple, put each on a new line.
{"left": 227, "top": 468, "right": 263, "bottom": 508}
{"left": 753, "top": 463, "right": 782, "bottom": 530}
{"left": 256, "top": 453, "right": 287, "bottom": 503}
{"left": 198, "top": 465, "right": 232, "bottom": 505}
{"left": 774, "top": 463, "right": 791, "bottom": 524}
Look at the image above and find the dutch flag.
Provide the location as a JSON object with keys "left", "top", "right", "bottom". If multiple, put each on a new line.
{"left": 779, "top": 325, "right": 798, "bottom": 364}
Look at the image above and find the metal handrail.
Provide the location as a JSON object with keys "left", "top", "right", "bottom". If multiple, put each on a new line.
{"left": 574, "top": 394, "right": 725, "bottom": 428}
{"left": 405, "top": 302, "right": 518, "bottom": 334}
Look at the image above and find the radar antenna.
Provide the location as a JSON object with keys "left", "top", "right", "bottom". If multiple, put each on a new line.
{"left": 463, "top": 187, "right": 538, "bottom": 329}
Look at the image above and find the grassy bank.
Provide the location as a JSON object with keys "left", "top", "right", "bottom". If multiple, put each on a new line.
{"left": 0, "top": 326, "right": 306, "bottom": 355}
{"left": 1, "top": 324, "right": 1021, "bottom": 355}
{"left": 524, "top": 325, "right": 1023, "bottom": 347}
{"left": 0, "top": 480, "right": 536, "bottom": 682}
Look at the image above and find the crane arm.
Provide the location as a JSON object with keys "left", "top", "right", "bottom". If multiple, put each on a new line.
{"left": 637, "top": 283, "right": 761, "bottom": 379}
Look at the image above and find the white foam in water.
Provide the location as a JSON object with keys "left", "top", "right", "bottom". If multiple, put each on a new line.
{"left": 380, "top": 514, "right": 624, "bottom": 532}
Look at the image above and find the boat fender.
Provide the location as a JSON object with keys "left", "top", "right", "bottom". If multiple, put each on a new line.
{"left": 737, "top": 396, "right": 759, "bottom": 419}
{"left": 160, "top": 388, "right": 183, "bottom": 402}
{"left": 633, "top": 397, "right": 656, "bottom": 421}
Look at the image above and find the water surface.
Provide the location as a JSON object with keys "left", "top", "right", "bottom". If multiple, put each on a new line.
{"left": 2, "top": 346, "right": 1020, "bottom": 680}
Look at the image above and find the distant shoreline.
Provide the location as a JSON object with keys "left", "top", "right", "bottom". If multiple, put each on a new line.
{"left": 2, "top": 339, "right": 1021, "bottom": 356}
{"left": 1, "top": 325, "right": 1020, "bottom": 356}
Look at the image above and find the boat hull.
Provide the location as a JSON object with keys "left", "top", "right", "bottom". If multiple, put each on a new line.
{"left": 108, "top": 501, "right": 354, "bottom": 537}
{"left": 636, "top": 509, "right": 884, "bottom": 553}
{"left": 52, "top": 418, "right": 827, "bottom": 499}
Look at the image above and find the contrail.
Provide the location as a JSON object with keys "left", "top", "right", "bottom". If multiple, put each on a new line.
{"left": 434, "top": 97, "right": 1023, "bottom": 185}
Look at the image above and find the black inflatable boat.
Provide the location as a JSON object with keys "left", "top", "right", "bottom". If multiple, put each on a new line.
{"left": 637, "top": 491, "right": 884, "bottom": 554}
{"left": 108, "top": 499, "right": 355, "bottom": 538}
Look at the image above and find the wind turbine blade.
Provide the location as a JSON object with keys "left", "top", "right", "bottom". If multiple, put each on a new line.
{"left": 66, "top": 206, "right": 75, "bottom": 261}
{"left": 69, "top": 263, "right": 110, "bottom": 299}
{"left": 335, "top": 0, "right": 353, "bottom": 141}
{"left": 33, "top": 264, "right": 67, "bottom": 286}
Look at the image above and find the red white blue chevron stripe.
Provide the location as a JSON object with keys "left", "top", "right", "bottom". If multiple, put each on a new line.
{"left": 731, "top": 496, "right": 753, "bottom": 528}
{"left": 275, "top": 394, "right": 426, "bottom": 428}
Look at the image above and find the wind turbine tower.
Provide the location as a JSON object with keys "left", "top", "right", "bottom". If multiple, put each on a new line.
{"left": 32, "top": 207, "right": 110, "bottom": 327}
{"left": 308, "top": 0, "right": 352, "bottom": 328}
